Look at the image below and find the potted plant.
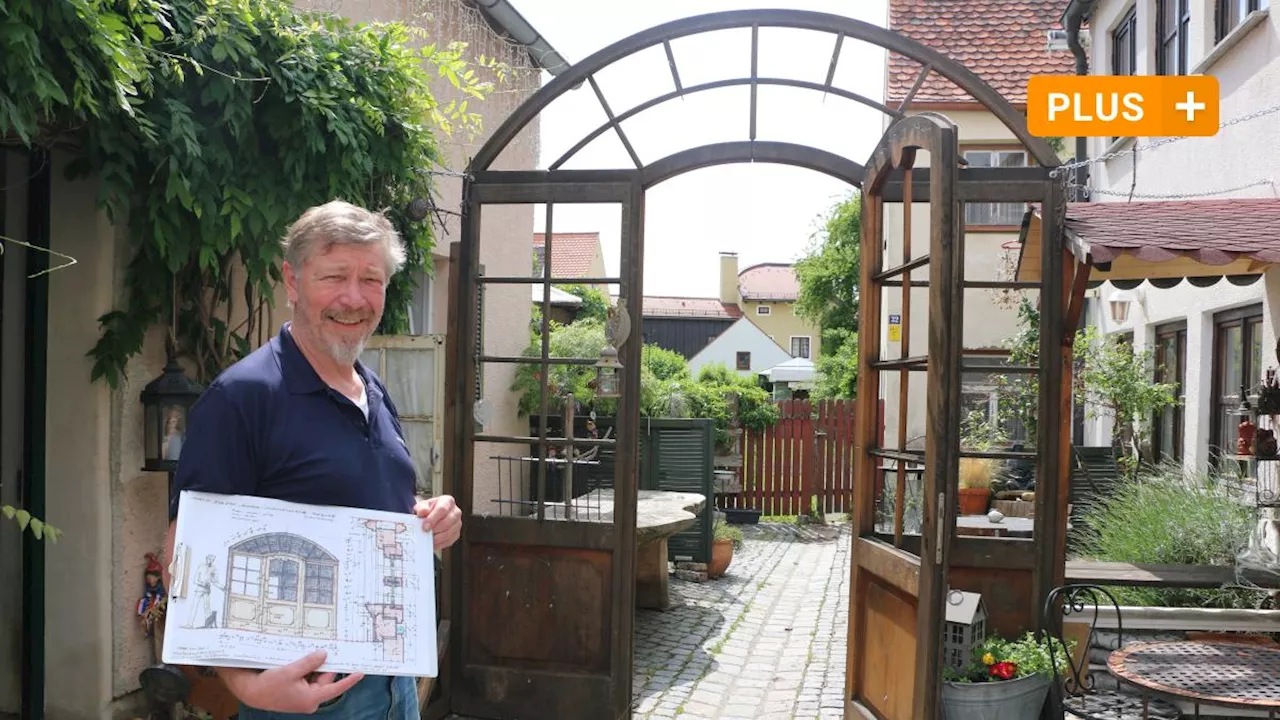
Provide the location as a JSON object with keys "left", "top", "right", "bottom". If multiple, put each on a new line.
{"left": 708, "top": 515, "right": 743, "bottom": 579}
{"left": 958, "top": 410, "right": 1005, "bottom": 515}
{"left": 941, "top": 632, "right": 1072, "bottom": 720}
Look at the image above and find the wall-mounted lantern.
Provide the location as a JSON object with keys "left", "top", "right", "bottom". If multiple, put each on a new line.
{"left": 1108, "top": 290, "right": 1135, "bottom": 324}
{"left": 141, "top": 345, "right": 204, "bottom": 473}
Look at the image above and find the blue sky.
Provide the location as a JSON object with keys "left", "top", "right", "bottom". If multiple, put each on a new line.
{"left": 515, "top": 1, "right": 891, "bottom": 297}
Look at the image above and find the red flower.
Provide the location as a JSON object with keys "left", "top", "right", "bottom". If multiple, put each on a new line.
{"left": 989, "top": 661, "right": 1018, "bottom": 680}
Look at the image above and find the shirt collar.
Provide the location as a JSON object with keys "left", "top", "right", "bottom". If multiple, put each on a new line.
{"left": 274, "top": 322, "right": 378, "bottom": 398}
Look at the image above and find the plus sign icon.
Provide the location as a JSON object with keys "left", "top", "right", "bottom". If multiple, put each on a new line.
{"left": 1026, "top": 75, "right": 1219, "bottom": 138}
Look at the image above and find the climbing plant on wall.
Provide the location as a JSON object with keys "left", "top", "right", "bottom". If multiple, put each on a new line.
{"left": 1, "top": 0, "right": 508, "bottom": 385}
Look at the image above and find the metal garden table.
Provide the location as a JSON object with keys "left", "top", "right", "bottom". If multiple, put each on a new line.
{"left": 1108, "top": 640, "right": 1280, "bottom": 718}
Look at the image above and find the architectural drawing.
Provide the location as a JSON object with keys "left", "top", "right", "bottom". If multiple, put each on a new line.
{"left": 223, "top": 532, "right": 340, "bottom": 640}
{"left": 163, "top": 490, "right": 437, "bottom": 677}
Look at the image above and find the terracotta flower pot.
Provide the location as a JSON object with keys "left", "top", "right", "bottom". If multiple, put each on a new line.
{"left": 957, "top": 487, "right": 991, "bottom": 515}
{"left": 708, "top": 538, "right": 734, "bottom": 579}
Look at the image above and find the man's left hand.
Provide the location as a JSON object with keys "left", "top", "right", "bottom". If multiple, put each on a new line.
{"left": 414, "top": 495, "right": 462, "bottom": 550}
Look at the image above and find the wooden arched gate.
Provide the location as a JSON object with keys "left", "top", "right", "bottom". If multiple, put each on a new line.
{"left": 846, "top": 117, "right": 1070, "bottom": 718}
{"left": 441, "top": 9, "right": 1067, "bottom": 720}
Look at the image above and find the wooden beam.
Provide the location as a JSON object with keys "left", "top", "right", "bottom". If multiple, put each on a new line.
{"left": 1032, "top": 182, "right": 1066, "bottom": 631}
{"left": 845, "top": 173, "right": 886, "bottom": 708}
{"left": 1065, "top": 561, "right": 1280, "bottom": 589}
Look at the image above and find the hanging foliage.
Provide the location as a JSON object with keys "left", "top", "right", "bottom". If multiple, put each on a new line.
{"left": 1, "top": 0, "right": 507, "bottom": 385}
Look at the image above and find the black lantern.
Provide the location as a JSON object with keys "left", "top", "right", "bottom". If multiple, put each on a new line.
{"left": 594, "top": 343, "right": 623, "bottom": 399}
{"left": 141, "top": 345, "right": 205, "bottom": 473}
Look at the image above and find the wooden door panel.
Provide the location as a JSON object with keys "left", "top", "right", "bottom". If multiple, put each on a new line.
{"left": 860, "top": 579, "right": 918, "bottom": 720}
{"left": 465, "top": 541, "right": 611, "bottom": 672}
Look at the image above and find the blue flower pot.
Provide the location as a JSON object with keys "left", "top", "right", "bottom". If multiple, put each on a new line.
{"left": 941, "top": 673, "right": 1052, "bottom": 720}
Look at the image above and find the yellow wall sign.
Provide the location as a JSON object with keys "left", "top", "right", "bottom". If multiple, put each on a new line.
{"left": 1027, "top": 75, "right": 1219, "bottom": 138}
{"left": 888, "top": 314, "right": 902, "bottom": 342}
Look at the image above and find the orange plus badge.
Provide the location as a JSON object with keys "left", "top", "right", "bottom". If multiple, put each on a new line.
{"left": 1027, "top": 75, "right": 1219, "bottom": 138}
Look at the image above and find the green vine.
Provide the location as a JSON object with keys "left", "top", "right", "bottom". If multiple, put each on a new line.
{"left": 2, "top": 0, "right": 508, "bottom": 385}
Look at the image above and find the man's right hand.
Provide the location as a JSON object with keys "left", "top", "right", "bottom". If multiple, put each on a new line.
{"left": 218, "top": 650, "right": 364, "bottom": 713}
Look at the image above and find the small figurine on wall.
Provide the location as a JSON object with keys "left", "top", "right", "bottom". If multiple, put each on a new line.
{"left": 137, "top": 552, "right": 167, "bottom": 639}
{"left": 1239, "top": 415, "right": 1258, "bottom": 456}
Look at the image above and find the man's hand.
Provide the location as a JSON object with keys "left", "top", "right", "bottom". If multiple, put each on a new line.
{"left": 414, "top": 495, "right": 462, "bottom": 550}
{"left": 219, "top": 651, "right": 363, "bottom": 713}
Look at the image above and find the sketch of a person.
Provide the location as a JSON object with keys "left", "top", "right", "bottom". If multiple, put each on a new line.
{"left": 162, "top": 407, "right": 185, "bottom": 462}
{"left": 187, "top": 554, "right": 224, "bottom": 629}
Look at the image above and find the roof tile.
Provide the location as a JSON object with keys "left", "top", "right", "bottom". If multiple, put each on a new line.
{"left": 641, "top": 296, "right": 743, "bottom": 319}
{"left": 532, "top": 232, "right": 602, "bottom": 278}
{"left": 887, "top": 0, "right": 1075, "bottom": 106}
{"left": 739, "top": 264, "right": 800, "bottom": 301}
{"left": 1063, "top": 199, "right": 1280, "bottom": 265}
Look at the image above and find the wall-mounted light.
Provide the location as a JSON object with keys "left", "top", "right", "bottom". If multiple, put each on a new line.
{"left": 1108, "top": 289, "right": 1139, "bottom": 324}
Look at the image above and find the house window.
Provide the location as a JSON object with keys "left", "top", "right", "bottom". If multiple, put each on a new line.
{"left": 1212, "top": 305, "right": 1264, "bottom": 463}
{"left": 1218, "top": 0, "right": 1269, "bottom": 42}
{"left": 757, "top": 305, "right": 771, "bottom": 315}
{"left": 1157, "top": 0, "right": 1191, "bottom": 76}
{"left": 962, "top": 150, "right": 1028, "bottom": 227}
{"left": 1112, "top": 6, "right": 1138, "bottom": 76}
{"left": 1153, "top": 321, "right": 1187, "bottom": 462}
{"left": 960, "top": 355, "right": 1028, "bottom": 444}
{"left": 736, "top": 351, "right": 751, "bottom": 371}
{"left": 790, "top": 336, "right": 811, "bottom": 359}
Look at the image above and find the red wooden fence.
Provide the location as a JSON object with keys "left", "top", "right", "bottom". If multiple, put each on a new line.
{"left": 718, "top": 399, "right": 857, "bottom": 516}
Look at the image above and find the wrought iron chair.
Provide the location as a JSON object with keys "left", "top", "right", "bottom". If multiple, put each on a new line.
{"left": 1040, "top": 584, "right": 1183, "bottom": 720}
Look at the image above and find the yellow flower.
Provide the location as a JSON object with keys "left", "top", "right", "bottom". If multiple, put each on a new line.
{"left": 982, "top": 653, "right": 995, "bottom": 666}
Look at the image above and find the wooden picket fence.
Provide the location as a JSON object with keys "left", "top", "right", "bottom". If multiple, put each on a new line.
{"left": 718, "top": 399, "right": 857, "bottom": 516}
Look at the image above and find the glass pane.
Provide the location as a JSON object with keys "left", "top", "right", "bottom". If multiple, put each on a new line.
{"left": 1250, "top": 319, "right": 1264, "bottom": 386}
{"left": 1222, "top": 325, "right": 1243, "bottom": 395}
{"left": 384, "top": 347, "right": 436, "bottom": 416}
{"left": 400, "top": 419, "right": 437, "bottom": 496}
{"left": 268, "top": 558, "right": 299, "bottom": 601}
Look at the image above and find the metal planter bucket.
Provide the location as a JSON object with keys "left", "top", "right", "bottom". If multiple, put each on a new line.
{"left": 941, "top": 673, "right": 1052, "bottom": 720}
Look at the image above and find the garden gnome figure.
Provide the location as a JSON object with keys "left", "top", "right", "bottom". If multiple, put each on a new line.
{"left": 138, "top": 552, "right": 167, "bottom": 639}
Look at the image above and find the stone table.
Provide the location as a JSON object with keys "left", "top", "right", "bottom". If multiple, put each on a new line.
{"left": 545, "top": 489, "right": 706, "bottom": 610}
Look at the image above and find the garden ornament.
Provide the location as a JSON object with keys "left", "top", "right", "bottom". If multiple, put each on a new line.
{"left": 986, "top": 509, "right": 1005, "bottom": 524}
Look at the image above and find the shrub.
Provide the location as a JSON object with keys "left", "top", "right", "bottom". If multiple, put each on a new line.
{"left": 1069, "top": 461, "right": 1261, "bottom": 608}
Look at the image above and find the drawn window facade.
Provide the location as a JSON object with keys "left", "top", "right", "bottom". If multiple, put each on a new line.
{"left": 1218, "top": 0, "right": 1269, "bottom": 42}
{"left": 1157, "top": 0, "right": 1191, "bottom": 76}
{"left": 962, "top": 150, "right": 1028, "bottom": 227}
{"left": 225, "top": 532, "right": 339, "bottom": 639}
{"left": 791, "top": 336, "right": 811, "bottom": 359}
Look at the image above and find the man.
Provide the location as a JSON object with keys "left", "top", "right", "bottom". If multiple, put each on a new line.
{"left": 164, "top": 200, "right": 462, "bottom": 719}
{"left": 186, "top": 554, "right": 222, "bottom": 629}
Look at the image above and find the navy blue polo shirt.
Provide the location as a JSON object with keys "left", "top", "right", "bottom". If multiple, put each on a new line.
{"left": 168, "top": 322, "right": 417, "bottom": 521}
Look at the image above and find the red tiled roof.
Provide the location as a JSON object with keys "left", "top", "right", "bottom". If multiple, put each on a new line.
{"left": 641, "top": 296, "right": 742, "bottom": 319}
{"left": 886, "top": 0, "right": 1075, "bottom": 106}
{"left": 532, "top": 232, "right": 601, "bottom": 278}
{"left": 1064, "top": 199, "right": 1280, "bottom": 265}
{"left": 739, "top": 264, "right": 799, "bottom": 301}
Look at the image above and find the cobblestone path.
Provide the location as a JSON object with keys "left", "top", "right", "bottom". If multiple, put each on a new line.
{"left": 630, "top": 521, "right": 851, "bottom": 720}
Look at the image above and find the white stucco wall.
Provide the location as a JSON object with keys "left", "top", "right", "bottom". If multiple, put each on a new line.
{"left": 689, "top": 318, "right": 792, "bottom": 378}
{"left": 1081, "top": 0, "right": 1279, "bottom": 468}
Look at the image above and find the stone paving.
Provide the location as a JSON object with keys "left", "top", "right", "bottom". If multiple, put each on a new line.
{"left": 630, "top": 520, "right": 851, "bottom": 720}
